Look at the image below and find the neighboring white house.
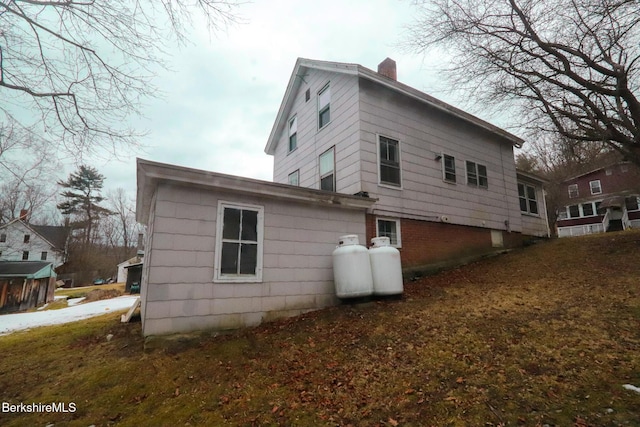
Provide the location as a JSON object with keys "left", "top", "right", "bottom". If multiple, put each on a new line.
{"left": 0, "top": 219, "right": 70, "bottom": 268}
{"left": 265, "top": 57, "right": 549, "bottom": 268}
{"left": 135, "top": 57, "right": 549, "bottom": 336}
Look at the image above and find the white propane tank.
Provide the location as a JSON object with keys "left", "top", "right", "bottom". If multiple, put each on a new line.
{"left": 369, "top": 237, "right": 403, "bottom": 296}
{"left": 332, "top": 235, "right": 373, "bottom": 298}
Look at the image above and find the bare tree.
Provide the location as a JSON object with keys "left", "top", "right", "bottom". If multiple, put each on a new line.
{"left": 0, "top": 1, "right": 241, "bottom": 159}
{"left": 105, "top": 187, "right": 140, "bottom": 260}
{"left": 407, "top": 0, "right": 640, "bottom": 166}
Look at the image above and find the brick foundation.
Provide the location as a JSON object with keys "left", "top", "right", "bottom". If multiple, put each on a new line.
{"left": 366, "top": 215, "right": 523, "bottom": 268}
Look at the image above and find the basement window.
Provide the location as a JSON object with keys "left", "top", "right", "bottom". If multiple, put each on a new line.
{"left": 376, "top": 218, "right": 401, "bottom": 248}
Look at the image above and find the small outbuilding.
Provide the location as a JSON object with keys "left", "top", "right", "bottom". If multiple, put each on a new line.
{"left": 0, "top": 261, "right": 56, "bottom": 313}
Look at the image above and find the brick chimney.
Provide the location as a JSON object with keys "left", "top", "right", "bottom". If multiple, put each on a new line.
{"left": 377, "top": 57, "right": 397, "bottom": 80}
{"left": 19, "top": 209, "right": 29, "bottom": 221}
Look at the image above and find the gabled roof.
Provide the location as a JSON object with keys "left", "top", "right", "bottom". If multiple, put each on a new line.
{"left": 264, "top": 58, "right": 525, "bottom": 155}
{"left": 0, "top": 219, "right": 69, "bottom": 251}
{"left": 561, "top": 160, "right": 635, "bottom": 183}
{"left": 0, "top": 261, "right": 55, "bottom": 279}
{"left": 136, "top": 158, "right": 377, "bottom": 225}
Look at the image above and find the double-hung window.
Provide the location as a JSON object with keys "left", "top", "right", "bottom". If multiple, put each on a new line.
{"left": 443, "top": 154, "right": 456, "bottom": 183}
{"left": 466, "top": 161, "right": 488, "bottom": 188}
{"left": 214, "top": 202, "right": 264, "bottom": 282}
{"left": 589, "top": 180, "right": 602, "bottom": 195}
{"left": 319, "top": 147, "right": 335, "bottom": 191}
{"left": 568, "top": 184, "right": 579, "bottom": 198}
{"left": 378, "top": 136, "right": 401, "bottom": 187}
{"left": 318, "top": 84, "right": 330, "bottom": 129}
{"left": 288, "top": 116, "right": 297, "bottom": 152}
{"left": 22, "top": 251, "right": 29, "bottom": 260}
{"left": 518, "top": 183, "right": 539, "bottom": 215}
{"left": 376, "top": 218, "right": 401, "bottom": 247}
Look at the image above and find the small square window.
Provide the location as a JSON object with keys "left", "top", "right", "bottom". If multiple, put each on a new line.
{"left": 443, "top": 154, "right": 456, "bottom": 183}
{"left": 589, "top": 180, "right": 602, "bottom": 195}
{"left": 376, "top": 218, "right": 401, "bottom": 247}
{"left": 41, "top": 251, "right": 48, "bottom": 261}
{"left": 568, "top": 184, "right": 579, "bottom": 198}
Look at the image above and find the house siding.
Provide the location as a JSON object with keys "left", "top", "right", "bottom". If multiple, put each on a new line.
{"left": 141, "top": 182, "right": 366, "bottom": 336}
{"left": 272, "top": 69, "right": 362, "bottom": 194}
{"left": 358, "top": 79, "right": 523, "bottom": 233}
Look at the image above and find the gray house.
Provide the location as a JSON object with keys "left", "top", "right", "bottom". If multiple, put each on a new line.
{"left": 265, "top": 58, "right": 549, "bottom": 267}
{"left": 135, "top": 57, "right": 549, "bottom": 336}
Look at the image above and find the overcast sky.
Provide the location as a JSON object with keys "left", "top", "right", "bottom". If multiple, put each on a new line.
{"left": 65, "top": 0, "right": 511, "bottom": 204}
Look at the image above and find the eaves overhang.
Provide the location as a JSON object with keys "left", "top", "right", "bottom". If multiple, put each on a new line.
{"left": 136, "top": 158, "right": 377, "bottom": 225}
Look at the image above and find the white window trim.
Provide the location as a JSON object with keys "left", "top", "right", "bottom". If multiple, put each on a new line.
{"left": 568, "top": 184, "right": 579, "bottom": 198}
{"left": 318, "top": 83, "right": 331, "bottom": 130}
{"left": 442, "top": 153, "right": 457, "bottom": 184}
{"left": 590, "top": 180, "right": 602, "bottom": 195}
{"left": 377, "top": 134, "right": 403, "bottom": 189}
{"left": 376, "top": 217, "right": 402, "bottom": 248}
{"left": 213, "top": 201, "right": 264, "bottom": 283}
{"left": 319, "top": 146, "right": 335, "bottom": 191}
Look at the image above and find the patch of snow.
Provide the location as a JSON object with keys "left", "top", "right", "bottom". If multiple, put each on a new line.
{"left": 67, "top": 297, "right": 86, "bottom": 306}
{"left": 623, "top": 384, "right": 640, "bottom": 394}
{"left": 0, "top": 296, "right": 139, "bottom": 336}
{"left": 37, "top": 303, "right": 49, "bottom": 311}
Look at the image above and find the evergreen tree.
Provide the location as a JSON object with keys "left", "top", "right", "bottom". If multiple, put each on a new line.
{"left": 57, "top": 166, "right": 113, "bottom": 245}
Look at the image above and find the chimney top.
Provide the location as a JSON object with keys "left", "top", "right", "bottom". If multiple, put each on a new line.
{"left": 377, "top": 57, "right": 397, "bottom": 81}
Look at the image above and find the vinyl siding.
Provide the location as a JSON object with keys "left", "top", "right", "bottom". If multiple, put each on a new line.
{"left": 272, "top": 69, "right": 362, "bottom": 194}
{"left": 357, "top": 78, "right": 523, "bottom": 232}
{"left": 141, "top": 182, "right": 366, "bottom": 336}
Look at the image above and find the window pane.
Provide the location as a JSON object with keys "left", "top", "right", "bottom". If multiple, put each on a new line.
{"left": 582, "top": 203, "right": 594, "bottom": 216}
{"left": 519, "top": 197, "right": 528, "bottom": 212}
{"left": 222, "top": 208, "right": 241, "bottom": 240}
{"left": 289, "top": 133, "right": 297, "bottom": 152}
{"left": 319, "top": 107, "right": 330, "bottom": 128}
{"left": 529, "top": 200, "right": 538, "bottom": 214}
{"left": 381, "top": 165, "right": 401, "bottom": 185}
{"left": 319, "top": 149, "right": 334, "bottom": 175}
{"left": 320, "top": 174, "right": 334, "bottom": 191}
{"left": 319, "top": 85, "right": 330, "bottom": 108}
{"left": 221, "top": 242, "right": 239, "bottom": 274}
{"left": 527, "top": 186, "right": 536, "bottom": 200}
{"left": 378, "top": 220, "right": 397, "bottom": 245}
{"left": 478, "top": 165, "right": 487, "bottom": 187}
{"left": 289, "top": 116, "right": 297, "bottom": 135}
{"left": 288, "top": 171, "right": 299, "bottom": 186}
{"left": 518, "top": 184, "right": 525, "bottom": 198}
{"left": 569, "top": 205, "right": 580, "bottom": 218}
{"left": 239, "top": 244, "right": 257, "bottom": 274}
{"left": 241, "top": 210, "right": 258, "bottom": 241}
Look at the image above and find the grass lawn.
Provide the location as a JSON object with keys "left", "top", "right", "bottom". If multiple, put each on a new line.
{"left": 1, "top": 232, "right": 639, "bottom": 426}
